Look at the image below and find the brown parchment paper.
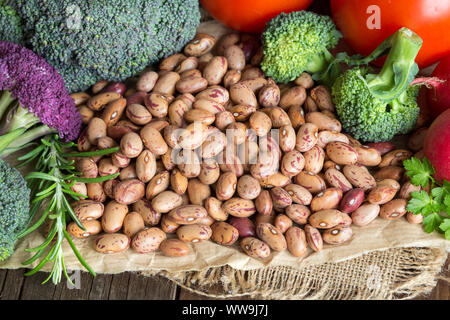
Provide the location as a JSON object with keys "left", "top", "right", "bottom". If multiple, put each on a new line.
{"left": 0, "top": 20, "right": 448, "bottom": 299}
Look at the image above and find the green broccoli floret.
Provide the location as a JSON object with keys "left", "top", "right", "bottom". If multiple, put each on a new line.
{"left": 0, "top": 0, "right": 23, "bottom": 44}
{"left": 261, "top": 11, "right": 341, "bottom": 84}
{"left": 6, "top": 0, "right": 200, "bottom": 93}
{"left": 0, "top": 158, "right": 31, "bottom": 261}
{"left": 332, "top": 28, "right": 422, "bottom": 142}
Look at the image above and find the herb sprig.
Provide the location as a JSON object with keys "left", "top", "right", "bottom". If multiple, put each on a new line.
{"left": 403, "top": 157, "right": 450, "bottom": 240}
{"left": 16, "top": 135, "right": 119, "bottom": 284}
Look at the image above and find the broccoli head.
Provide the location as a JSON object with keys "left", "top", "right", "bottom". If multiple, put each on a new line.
{"left": 332, "top": 28, "right": 422, "bottom": 142}
{"left": 0, "top": 0, "right": 23, "bottom": 45}
{"left": 0, "top": 158, "right": 31, "bottom": 261}
{"left": 8, "top": 0, "right": 200, "bottom": 93}
{"left": 261, "top": 11, "right": 341, "bottom": 84}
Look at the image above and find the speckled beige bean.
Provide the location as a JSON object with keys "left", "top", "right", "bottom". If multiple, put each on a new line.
{"left": 175, "top": 56, "right": 199, "bottom": 73}
{"left": 184, "top": 33, "right": 216, "bottom": 57}
{"left": 122, "top": 212, "right": 145, "bottom": 238}
{"left": 305, "top": 112, "right": 341, "bottom": 132}
{"left": 324, "top": 168, "right": 353, "bottom": 193}
{"left": 95, "top": 233, "right": 130, "bottom": 254}
{"left": 294, "top": 171, "right": 326, "bottom": 194}
{"left": 270, "top": 187, "right": 293, "bottom": 210}
{"left": 284, "top": 184, "right": 312, "bottom": 206}
{"left": 160, "top": 239, "right": 190, "bottom": 257}
{"left": 87, "top": 182, "right": 106, "bottom": 202}
{"left": 352, "top": 203, "right": 380, "bottom": 226}
{"left": 254, "top": 190, "right": 273, "bottom": 215}
{"left": 316, "top": 131, "right": 349, "bottom": 149}
{"left": 87, "top": 92, "right": 121, "bottom": 111}
{"left": 280, "top": 150, "right": 305, "bottom": 177}
{"left": 176, "top": 76, "right": 208, "bottom": 94}
{"left": 279, "top": 86, "right": 307, "bottom": 109}
{"left": 303, "top": 146, "right": 325, "bottom": 174}
{"left": 322, "top": 226, "right": 352, "bottom": 245}
{"left": 168, "top": 205, "right": 208, "bottom": 224}
{"left": 114, "top": 179, "right": 145, "bottom": 205}
{"left": 379, "top": 199, "right": 408, "bottom": 220}
{"left": 211, "top": 222, "right": 239, "bottom": 245}
{"left": 159, "top": 53, "right": 186, "bottom": 71}
{"left": 343, "top": 164, "right": 376, "bottom": 191}
{"left": 144, "top": 170, "right": 170, "bottom": 200}
{"left": 151, "top": 191, "right": 183, "bottom": 213}
{"left": 258, "top": 84, "right": 280, "bottom": 108}
{"left": 278, "top": 125, "right": 296, "bottom": 153}
{"left": 67, "top": 220, "right": 102, "bottom": 238}
{"left": 205, "top": 197, "right": 228, "bottom": 221}
{"left": 296, "top": 123, "right": 319, "bottom": 152}
{"left": 406, "top": 212, "right": 424, "bottom": 224}
{"left": 136, "top": 71, "right": 158, "bottom": 92}
{"left": 101, "top": 98, "right": 127, "bottom": 126}
{"left": 285, "top": 226, "right": 308, "bottom": 257}
{"left": 399, "top": 181, "right": 421, "bottom": 200}
{"left": 120, "top": 132, "right": 143, "bottom": 158}
{"left": 274, "top": 214, "right": 293, "bottom": 233}
{"left": 236, "top": 175, "right": 261, "bottom": 200}
{"left": 378, "top": 149, "right": 413, "bottom": 168}
{"left": 305, "top": 224, "right": 323, "bottom": 252}
{"left": 152, "top": 71, "right": 180, "bottom": 95}
{"left": 256, "top": 223, "right": 287, "bottom": 252}
{"left": 86, "top": 117, "right": 107, "bottom": 145}
{"left": 201, "top": 130, "right": 227, "bottom": 159}
{"left": 160, "top": 215, "right": 180, "bottom": 233}
{"left": 285, "top": 204, "right": 311, "bottom": 225}
{"left": 176, "top": 224, "right": 212, "bottom": 243}
{"left": 356, "top": 146, "right": 382, "bottom": 166}
{"left": 119, "top": 163, "right": 137, "bottom": 181}
{"left": 249, "top": 111, "right": 272, "bottom": 137}
{"left": 224, "top": 45, "right": 245, "bottom": 70}
{"left": 203, "top": 56, "right": 228, "bottom": 85}
{"left": 367, "top": 184, "right": 398, "bottom": 205}
{"left": 326, "top": 142, "right": 358, "bottom": 165}
{"left": 240, "top": 237, "right": 271, "bottom": 259}
{"left": 229, "top": 82, "right": 257, "bottom": 107}
{"left": 265, "top": 107, "right": 291, "bottom": 128}
{"left": 177, "top": 122, "right": 209, "bottom": 150}
{"left": 101, "top": 200, "right": 128, "bottom": 233}
{"left": 310, "top": 85, "right": 335, "bottom": 112}
{"left": 198, "top": 158, "right": 220, "bottom": 185}
{"left": 374, "top": 166, "right": 405, "bottom": 181}
{"left": 308, "top": 209, "right": 349, "bottom": 229}
{"left": 259, "top": 172, "right": 291, "bottom": 189}
{"left": 310, "top": 188, "right": 343, "bottom": 212}
{"left": 222, "top": 198, "right": 256, "bottom": 218}
{"left": 144, "top": 92, "right": 170, "bottom": 118}
{"left": 131, "top": 227, "right": 166, "bottom": 254}
{"left": 195, "top": 86, "right": 229, "bottom": 105}
{"left": 187, "top": 179, "right": 211, "bottom": 206}
{"left": 72, "top": 200, "right": 104, "bottom": 222}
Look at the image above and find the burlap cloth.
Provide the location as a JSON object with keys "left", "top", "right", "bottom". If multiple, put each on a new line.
{"left": 0, "top": 21, "right": 449, "bottom": 300}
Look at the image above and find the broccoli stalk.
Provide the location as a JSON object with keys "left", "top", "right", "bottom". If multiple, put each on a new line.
{"left": 332, "top": 28, "right": 423, "bottom": 142}
{"left": 0, "top": 41, "right": 81, "bottom": 157}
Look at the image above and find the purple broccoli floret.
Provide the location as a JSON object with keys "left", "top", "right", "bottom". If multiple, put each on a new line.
{"left": 0, "top": 41, "right": 81, "bottom": 156}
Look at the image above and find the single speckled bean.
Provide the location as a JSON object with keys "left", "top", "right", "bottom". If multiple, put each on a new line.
{"left": 343, "top": 164, "right": 376, "bottom": 191}
{"left": 285, "top": 204, "right": 311, "bottom": 225}
{"left": 176, "top": 224, "right": 213, "bottom": 243}
{"left": 237, "top": 175, "right": 261, "bottom": 200}
{"left": 305, "top": 112, "right": 341, "bottom": 132}
{"left": 274, "top": 214, "right": 293, "bottom": 233}
{"left": 160, "top": 239, "right": 190, "bottom": 257}
{"left": 67, "top": 220, "right": 102, "bottom": 238}
{"left": 378, "top": 149, "right": 413, "bottom": 167}
{"left": 123, "top": 212, "right": 145, "bottom": 238}
{"left": 114, "top": 179, "right": 145, "bottom": 205}
{"left": 322, "top": 226, "right": 352, "bottom": 245}
{"left": 352, "top": 203, "right": 380, "bottom": 226}
{"left": 326, "top": 142, "right": 358, "bottom": 165}
{"left": 399, "top": 181, "right": 421, "bottom": 200}
{"left": 255, "top": 190, "right": 273, "bottom": 215}
{"left": 303, "top": 146, "right": 325, "bottom": 174}
{"left": 211, "top": 222, "right": 239, "bottom": 245}
{"left": 406, "top": 212, "right": 424, "bottom": 224}
{"left": 102, "top": 200, "right": 128, "bottom": 233}
{"left": 132, "top": 227, "right": 166, "bottom": 254}
{"left": 240, "top": 237, "right": 271, "bottom": 259}
{"left": 120, "top": 132, "right": 143, "bottom": 158}
{"left": 285, "top": 226, "right": 308, "bottom": 257}
{"left": 308, "top": 209, "right": 349, "bottom": 229}
{"left": 310, "top": 188, "right": 343, "bottom": 212}
{"left": 222, "top": 198, "right": 256, "bottom": 217}
{"left": 295, "top": 123, "right": 318, "bottom": 152}
{"left": 356, "top": 146, "right": 381, "bottom": 167}
{"left": 280, "top": 150, "right": 305, "bottom": 177}
{"left": 294, "top": 171, "right": 326, "bottom": 194}
{"left": 168, "top": 205, "right": 208, "bottom": 224}
{"left": 95, "top": 233, "right": 130, "bottom": 254}
{"left": 305, "top": 224, "right": 323, "bottom": 252}
{"left": 72, "top": 200, "right": 104, "bottom": 222}
{"left": 151, "top": 191, "right": 183, "bottom": 213}
{"left": 374, "top": 166, "right": 405, "bottom": 181}
{"left": 379, "top": 199, "right": 407, "bottom": 220}
{"left": 132, "top": 199, "right": 161, "bottom": 226}
{"left": 256, "top": 223, "right": 287, "bottom": 252}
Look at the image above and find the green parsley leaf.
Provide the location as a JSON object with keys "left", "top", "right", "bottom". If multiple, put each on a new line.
{"left": 403, "top": 157, "right": 435, "bottom": 187}
{"left": 407, "top": 190, "right": 432, "bottom": 215}
{"left": 439, "top": 219, "right": 450, "bottom": 241}
{"left": 422, "top": 213, "right": 444, "bottom": 234}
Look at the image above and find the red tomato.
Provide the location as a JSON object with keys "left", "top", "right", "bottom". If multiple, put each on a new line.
{"left": 200, "top": 0, "right": 314, "bottom": 33}
{"left": 330, "top": 0, "right": 450, "bottom": 68}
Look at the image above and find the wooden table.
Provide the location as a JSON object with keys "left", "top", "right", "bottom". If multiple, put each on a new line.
{"left": 0, "top": 256, "right": 447, "bottom": 300}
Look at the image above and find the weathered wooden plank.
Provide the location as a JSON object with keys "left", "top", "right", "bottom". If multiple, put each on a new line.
{"left": 89, "top": 273, "right": 113, "bottom": 300}
{"left": 126, "top": 273, "right": 177, "bottom": 300}
{"left": 108, "top": 272, "right": 131, "bottom": 300}
{"left": 20, "top": 270, "right": 58, "bottom": 300}
{"left": 0, "top": 269, "right": 25, "bottom": 300}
